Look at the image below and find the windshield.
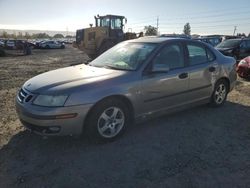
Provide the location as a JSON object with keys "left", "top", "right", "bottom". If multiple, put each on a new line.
{"left": 89, "top": 42, "right": 157, "bottom": 71}
{"left": 216, "top": 40, "right": 241, "bottom": 48}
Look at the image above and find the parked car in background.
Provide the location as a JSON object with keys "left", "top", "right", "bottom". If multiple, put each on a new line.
{"left": 215, "top": 38, "right": 250, "bottom": 60}
{"left": 16, "top": 37, "right": 237, "bottom": 141}
{"left": 237, "top": 56, "right": 250, "bottom": 79}
{"left": 5, "top": 40, "right": 16, "bottom": 49}
{"left": 194, "top": 37, "right": 222, "bottom": 47}
{"left": 0, "top": 40, "right": 4, "bottom": 47}
{"left": 0, "top": 41, "right": 5, "bottom": 56}
{"left": 0, "top": 39, "right": 33, "bottom": 55}
{"left": 39, "top": 40, "right": 65, "bottom": 49}
{"left": 160, "top": 34, "right": 191, "bottom": 39}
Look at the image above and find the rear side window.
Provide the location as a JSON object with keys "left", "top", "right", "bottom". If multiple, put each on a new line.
{"left": 206, "top": 48, "right": 216, "bottom": 62}
{"left": 187, "top": 44, "right": 207, "bottom": 65}
{"left": 187, "top": 43, "right": 216, "bottom": 65}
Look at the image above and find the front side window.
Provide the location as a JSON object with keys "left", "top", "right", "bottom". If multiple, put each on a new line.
{"left": 153, "top": 44, "right": 184, "bottom": 70}
{"left": 187, "top": 44, "right": 207, "bottom": 65}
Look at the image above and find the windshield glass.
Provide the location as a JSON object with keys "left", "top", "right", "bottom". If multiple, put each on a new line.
{"left": 89, "top": 42, "right": 157, "bottom": 71}
{"left": 216, "top": 40, "right": 241, "bottom": 48}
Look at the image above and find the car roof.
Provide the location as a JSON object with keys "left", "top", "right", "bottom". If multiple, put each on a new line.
{"left": 129, "top": 36, "right": 189, "bottom": 43}
{"left": 224, "top": 38, "right": 250, "bottom": 42}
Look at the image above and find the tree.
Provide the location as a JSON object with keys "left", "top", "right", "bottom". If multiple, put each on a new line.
{"left": 183, "top": 23, "right": 191, "bottom": 36}
{"left": 12, "top": 31, "right": 17, "bottom": 39}
{"left": 17, "top": 32, "right": 23, "bottom": 39}
{"left": 32, "top": 33, "right": 50, "bottom": 39}
{"left": 65, "top": 35, "right": 73, "bottom": 38}
{"left": 1, "top": 31, "right": 8, "bottom": 38}
{"left": 144, "top": 25, "right": 157, "bottom": 36}
{"left": 24, "top": 32, "right": 31, "bottom": 39}
{"left": 248, "top": 33, "right": 250, "bottom": 38}
{"left": 53, "top": 33, "right": 64, "bottom": 38}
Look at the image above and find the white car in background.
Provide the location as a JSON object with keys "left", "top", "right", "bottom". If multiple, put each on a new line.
{"left": 0, "top": 40, "right": 4, "bottom": 47}
{"left": 40, "top": 40, "right": 65, "bottom": 49}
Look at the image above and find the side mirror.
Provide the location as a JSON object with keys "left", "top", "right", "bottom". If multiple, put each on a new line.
{"left": 152, "top": 63, "right": 170, "bottom": 73}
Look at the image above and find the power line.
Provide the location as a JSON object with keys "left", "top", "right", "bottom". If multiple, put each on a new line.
{"left": 128, "top": 6, "right": 250, "bottom": 25}
{"left": 160, "top": 21, "right": 250, "bottom": 29}
{"left": 156, "top": 16, "right": 159, "bottom": 34}
{"left": 160, "top": 16, "right": 250, "bottom": 25}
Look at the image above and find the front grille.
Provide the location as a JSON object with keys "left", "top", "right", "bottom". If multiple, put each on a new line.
{"left": 17, "top": 88, "right": 33, "bottom": 103}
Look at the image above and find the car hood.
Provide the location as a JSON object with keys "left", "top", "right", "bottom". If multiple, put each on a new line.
{"left": 23, "top": 64, "right": 125, "bottom": 94}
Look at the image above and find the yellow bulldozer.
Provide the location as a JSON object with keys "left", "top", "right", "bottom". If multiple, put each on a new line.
{"left": 75, "top": 14, "right": 142, "bottom": 59}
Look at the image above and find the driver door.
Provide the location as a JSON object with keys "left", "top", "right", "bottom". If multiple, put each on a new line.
{"left": 141, "top": 42, "right": 189, "bottom": 114}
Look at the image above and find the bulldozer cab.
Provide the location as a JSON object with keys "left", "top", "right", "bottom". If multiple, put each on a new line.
{"left": 76, "top": 14, "right": 139, "bottom": 59}
{"left": 95, "top": 15, "right": 125, "bottom": 39}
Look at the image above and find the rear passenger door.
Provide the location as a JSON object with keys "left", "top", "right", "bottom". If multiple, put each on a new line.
{"left": 185, "top": 42, "right": 216, "bottom": 102}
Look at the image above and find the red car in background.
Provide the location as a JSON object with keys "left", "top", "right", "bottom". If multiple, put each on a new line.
{"left": 237, "top": 56, "right": 250, "bottom": 79}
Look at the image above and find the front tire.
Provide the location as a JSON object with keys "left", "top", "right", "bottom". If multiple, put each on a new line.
{"left": 85, "top": 98, "right": 130, "bottom": 142}
{"left": 210, "top": 79, "right": 229, "bottom": 107}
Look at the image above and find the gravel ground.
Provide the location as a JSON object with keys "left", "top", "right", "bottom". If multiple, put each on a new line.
{"left": 0, "top": 46, "right": 250, "bottom": 188}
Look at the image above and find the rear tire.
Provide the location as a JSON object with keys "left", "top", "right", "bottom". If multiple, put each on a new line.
{"left": 210, "top": 79, "right": 229, "bottom": 107}
{"left": 85, "top": 98, "right": 130, "bottom": 142}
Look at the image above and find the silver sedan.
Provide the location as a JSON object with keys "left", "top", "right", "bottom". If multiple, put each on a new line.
{"left": 16, "top": 37, "right": 237, "bottom": 141}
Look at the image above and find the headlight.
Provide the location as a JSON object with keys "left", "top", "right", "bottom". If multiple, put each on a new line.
{"left": 239, "top": 60, "right": 248, "bottom": 66}
{"left": 33, "top": 95, "right": 68, "bottom": 107}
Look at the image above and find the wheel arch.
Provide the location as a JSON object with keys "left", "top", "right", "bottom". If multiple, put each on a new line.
{"left": 83, "top": 95, "right": 135, "bottom": 129}
{"left": 215, "top": 77, "right": 230, "bottom": 90}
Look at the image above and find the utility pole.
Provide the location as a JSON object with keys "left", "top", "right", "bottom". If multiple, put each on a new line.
{"left": 156, "top": 16, "right": 159, "bottom": 35}
{"left": 233, "top": 26, "right": 237, "bottom": 36}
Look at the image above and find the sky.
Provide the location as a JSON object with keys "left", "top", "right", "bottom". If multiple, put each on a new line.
{"left": 0, "top": 0, "right": 250, "bottom": 35}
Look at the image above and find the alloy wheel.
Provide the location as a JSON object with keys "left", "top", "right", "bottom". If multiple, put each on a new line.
{"left": 214, "top": 84, "right": 227, "bottom": 104}
{"left": 97, "top": 107, "right": 125, "bottom": 138}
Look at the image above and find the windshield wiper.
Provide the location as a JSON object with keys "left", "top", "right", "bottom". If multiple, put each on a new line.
{"left": 103, "top": 65, "right": 129, "bottom": 71}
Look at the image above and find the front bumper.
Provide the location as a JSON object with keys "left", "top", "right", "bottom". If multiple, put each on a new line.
{"left": 16, "top": 98, "right": 93, "bottom": 136}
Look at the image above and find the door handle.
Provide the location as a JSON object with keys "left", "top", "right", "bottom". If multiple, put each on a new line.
{"left": 209, "top": 66, "right": 216, "bottom": 72}
{"left": 178, "top": 73, "right": 188, "bottom": 79}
